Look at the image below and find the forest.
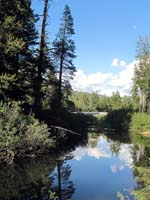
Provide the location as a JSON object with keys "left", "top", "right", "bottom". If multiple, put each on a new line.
{"left": 69, "top": 90, "right": 138, "bottom": 112}
{"left": 0, "top": 0, "right": 150, "bottom": 161}
{"left": 0, "top": 1, "right": 150, "bottom": 199}
{"left": 0, "top": 0, "right": 79, "bottom": 163}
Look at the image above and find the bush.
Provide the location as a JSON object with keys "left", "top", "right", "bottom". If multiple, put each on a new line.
{"left": 0, "top": 101, "right": 55, "bottom": 163}
{"left": 130, "top": 112, "right": 150, "bottom": 133}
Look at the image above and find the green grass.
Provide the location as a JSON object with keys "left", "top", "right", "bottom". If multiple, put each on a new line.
{"left": 130, "top": 112, "right": 150, "bottom": 133}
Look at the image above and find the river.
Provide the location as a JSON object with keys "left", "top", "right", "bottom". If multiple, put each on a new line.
{"left": 0, "top": 132, "right": 150, "bottom": 200}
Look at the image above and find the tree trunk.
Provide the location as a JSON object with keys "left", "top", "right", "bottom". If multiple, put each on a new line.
{"left": 58, "top": 19, "right": 67, "bottom": 107}
{"left": 57, "top": 160, "right": 62, "bottom": 200}
{"left": 58, "top": 53, "right": 64, "bottom": 106}
{"left": 34, "top": 0, "right": 49, "bottom": 112}
{"left": 139, "top": 89, "right": 146, "bottom": 112}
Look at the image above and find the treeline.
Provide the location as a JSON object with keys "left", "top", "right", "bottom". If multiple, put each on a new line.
{"left": 70, "top": 91, "right": 138, "bottom": 112}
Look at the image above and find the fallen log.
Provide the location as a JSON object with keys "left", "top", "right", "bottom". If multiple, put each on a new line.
{"left": 88, "top": 126, "right": 115, "bottom": 133}
{"left": 49, "top": 125, "right": 81, "bottom": 136}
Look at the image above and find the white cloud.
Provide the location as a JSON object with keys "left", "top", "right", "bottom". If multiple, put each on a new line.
{"left": 72, "top": 147, "right": 87, "bottom": 161}
{"left": 110, "top": 144, "right": 133, "bottom": 173}
{"left": 72, "top": 136, "right": 111, "bottom": 161}
{"left": 88, "top": 147, "right": 110, "bottom": 159}
{"left": 112, "top": 58, "right": 127, "bottom": 67}
{"left": 73, "top": 146, "right": 110, "bottom": 161}
{"left": 71, "top": 69, "right": 112, "bottom": 94}
{"left": 71, "top": 60, "right": 137, "bottom": 96}
{"left": 118, "top": 144, "right": 133, "bottom": 168}
{"left": 120, "top": 60, "right": 127, "bottom": 67}
{"left": 112, "top": 58, "right": 119, "bottom": 66}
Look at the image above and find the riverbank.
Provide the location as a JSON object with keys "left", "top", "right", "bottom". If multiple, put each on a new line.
{"left": 1, "top": 101, "right": 150, "bottom": 165}
{"left": 0, "top": 101, "right": 92, "bottom": 164}
{"left": 96, "top": 109, "right": 150, "bottom": 139}
{"left": 130, "top": 112, "right": 150, "bottom": 135}
{"left": 0, "top": 101, "right": 56, "bottom": 164}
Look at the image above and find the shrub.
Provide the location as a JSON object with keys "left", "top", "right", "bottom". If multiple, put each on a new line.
{"left": 0, "top": 101, "right": 55, "bottom": 163}
{"left": 130, "top": 112, "right": 150, "bottom": 133}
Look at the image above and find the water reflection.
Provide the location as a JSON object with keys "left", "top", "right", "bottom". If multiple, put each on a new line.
{"left": 69, "top": 134, "right": 136, "bottom": 200}
{"left": 50, "top": 160, "right": 75, "bottom": 200}
{"left": 72, "top": 134, "right": 133, "bottom": 170}
{"left": 0, "top": 133, "right": 150, "bottom": 200}
{"left": 0, "top": 156, "right": 56, "bottom": 200}
{"left": 131, "top": 136, "right": 150, "bottom": 199}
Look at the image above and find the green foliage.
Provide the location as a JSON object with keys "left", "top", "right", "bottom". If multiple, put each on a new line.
{"left": 69, "top": 91, "right": 137, "bottom": 112}
{"left": 133, "top": 36, "right": 150, "bottom": 112}
{"left": 117, "top": 192, "right": 131, "bottom": 200}
{"left": 49, "top": 191, "right": 57, "bottom": 200}
{"left": 117, "top": 192, "right": 125, "bottom": 200}
{"left": 129, "top": 112, "right": 150, "bottom": 147}
{"left": 132, "top": 134, "right": 150, "bottom": 146}
{"left": 49, "top": 191, "right": 70, "bottom": 200}
{"left": 130, "top": 112, "right": 150, "bottom": 133}
{"left": 53, "top": 4, "right": 76, "bottom": 107}
{"left": 96, "top": 114, "right": 106, "bottom": 127}
{"left": 0, "top": 156, "right": 56, "bottom": 199}
{"left": 0, "top": 0, "right": 38, "bottom": 105}
{"left": 133, "top": 167, "right": 150, "bottom": 200}
{"left": 0, "top": 101, "right": 54, "bottom": 163}
{"left": 117, "top": 177, "right": 150, "bottom": 200}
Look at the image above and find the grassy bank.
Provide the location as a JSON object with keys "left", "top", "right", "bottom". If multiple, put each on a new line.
{"left": 96, "top": 110, "right": 150, "bottom": 136}
{"left": 130, "top": 112, "right": 150, "bottom": 136}
{"left": 129, "top": 112, "right": 150, "bottom": 147}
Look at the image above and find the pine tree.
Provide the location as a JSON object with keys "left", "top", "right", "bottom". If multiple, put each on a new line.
{"left": 34, "top": 0, "right": 56, "bottom": 113}
{"left": 34, "top": 0, "right": 49, "bottom": 112}
{"left": 0, "top": 0, "right": 38, "bottom": 107}
{"left": 133, "top": 36, "right": 150, "bottom": 112}
{"left": 53, "top": 5, "right": 76, "bottom": 107}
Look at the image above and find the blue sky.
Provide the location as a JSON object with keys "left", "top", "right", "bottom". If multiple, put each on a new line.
{"left": 32, "top": 0, "right": 150, "bottom": 95}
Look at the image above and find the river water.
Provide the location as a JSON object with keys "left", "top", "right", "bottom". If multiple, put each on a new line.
{"left": 0, "top": 133, "right": 149, "bottom": 200}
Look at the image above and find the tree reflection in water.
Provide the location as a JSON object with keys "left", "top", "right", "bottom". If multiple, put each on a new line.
{"left": 131, "top": 136, "right": 150, "bottom": 200}
{"left": 0, "top": 131, "right": 87, "bottom": 200}
{"left": 50, "top": 160, "right": 75, "bottom": 200}
{"left": 0, "top": 156, "right": 56, "bottom": 200}
{"left": 0, "top": 155, "right": 75, "bottom": 200}
{"left": 2, "top": 132, "right": 150, "bottom": 200}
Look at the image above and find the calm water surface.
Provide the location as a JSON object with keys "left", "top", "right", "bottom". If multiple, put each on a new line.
{"left": 0, "top": 133, "right": 148, "bottom": 200}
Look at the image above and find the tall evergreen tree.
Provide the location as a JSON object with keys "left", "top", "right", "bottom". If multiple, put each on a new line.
{"left": 34, "top": 0, "right": 49, "bottom": 112}
{"left": 133, "top": 36, "right": 150, "bottom": 112}
{"left": 0, "top": 0, "right": 38, "bottom": 106}
{"left": 53, "top": 5, "right": 76, "bottom": 107}
{"left": 34, "top": 0, "right": 56, "bottom": 113}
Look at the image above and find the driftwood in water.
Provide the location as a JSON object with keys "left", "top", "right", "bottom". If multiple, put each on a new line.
{"left": 49, "top": 125, "right": 81, "bottom": 136}
{"left": 88, "top": 126, "right": 115, "bottom": 134}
